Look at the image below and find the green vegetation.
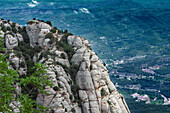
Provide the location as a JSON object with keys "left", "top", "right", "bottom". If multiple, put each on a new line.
{"left": 27, "top": 21, "right": 35, "bottom": 25}
{"left": 57, "top": 32, "right": 74, "bottom": 61}
{"left": 69, "top": 63, "right": 79, "bottom": 81}
{"left": 0, "top": 21, "right": 82, "bottom": 112}
{"left": 50, "top": 28, "right": 57, "bottom": 33}
{"left": 53, "top": 86, "right": 60, "bottom": 91}
{"left": 71, "top": 84, "right": 79, "bottom": 96}
{"left": 101, "top": 88, "right": 106, "bottom": 96}
{"left": 61, "top": 53, "right": 66, "bottom": 59}
{"left": 19, "top": 26, "right": 30, "bottom": 43}
{"left": 6, "top": 31, "right": 14, "bottom": 37}
{"left": 0, "top": 35, "right": 53, "bottom": 112}
{"left": 13, "top": 41, "right": 41, "bottom": 75}
{"left": 126, "top": 98, "right": 170, "bottom": 113}
{"left": 155, "top": 66, "right": 170, "bottom": 75}
{"left": 45, "top": 33, "right": 55, "bottom": 44}
{"left": 107, "top": 100, "right": 111, "bottom": 105}
{"left": 12, "top": 27, "right": 17, "bottom": 33}
{"left": 1, "top": 25, "right": 7, "bottom": 32}
{"left": 6, "top": 26, "right": 11, "bottom": 31}
{"left": 46, "top": 21, "right": 52, "bottom": 27}
{"left": 71, "top": 108, "right": 75, "bottom": 113}
{"left": 69, "top": 95, "right": 73, "bottom": 100}
{"left": 45, "top": 33, "right": 54, "bottom": 39}
{"left": 65, "top": 108, "right": 67, "bottom": 112}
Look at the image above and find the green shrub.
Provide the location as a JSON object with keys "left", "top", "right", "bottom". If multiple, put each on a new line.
{"left": 45, "top": 33, "right": 54, "bottom": 39}
{"left": 101, "top": 88, "right": 106, "bottom": 96}
{"left": 16, "top": 51, "right": 22, "bottom": 58}
{"left": 61, "top": 53, "right": 66, "bottom": 59}
{"left": 69, "top": 95, "right": 73, "bottom": 100}
{"left": 107, "top": 100, "right": 111, "bottom": 105}
{"left": 14, "top": 46, "right": 20, "bottom": 51}
{"left": 1, "top": 25, "right": 7, "bottom": 32}
{"left": 71, "top": 84, "right": 79, "bottom": 95}
{"left": 65, "top": 108, "right": 67, "bottom": 112}
{"left": 50, "top": 28, "right": 56, "bottom": 33}
{"left": 64, "top": 29, "right": 68, "bottom": 33}
{"left": 53, "top": 27, "right": 57, "bottom": 30}
{"left": 3, "top": 21, "right": 7, "bottom": 24}
{"left": 58, "top": 29, "right": 63, "bottom": 34}
{"left": 68, "top": 80, "right": 72, "bottom": 85}
{"left": 46, "top": 21, "right": 52, "bottom": 27}
{"left": 40, "top": 20, "right": 45, "bottom": 22}
{"left": 55, "top": 71, "right": 59, "bottom": 77}
{"left": 20, "top": 26, "right": 30, "bottom": 43}
{"left": 10, "top": 62, "right": 17, "bottom": 70}
{"left": 69, "top": 63, "right": 79, "bottom": 81}
{"left": 0, "top": 36, "right": 52, "bottom": 112}
{"left": 12, "top": 27, "right": 17, "bottom": 33}
{"left": 11, "top": 23, "right": 16, "bottom": 27}
{"left": 53, "top": 86, "right": 59, "bottom": 91}
{"left": 90, "top": 64, "right": 93, "bottom": 70}
{"left": 6, "top": 31, "right": 14, "bottom": 37}
{"left": 58, "top": 33, "right": 74, "bottom": 61}
{"left": 27, "top": 21, "right": 35, "bottom": 25}
{"left": 20, "top": 61, "right": 25, "bottom": 68}
{"left": 45, "top": 33, "right": 55, "bottom": 44}
{"left": 108, "top": 88, "right": 112, "bottom": 93}
{"left": 6, "top": 26, "right": 11, "bottom": 31}
{"left": 34, "top": 46, "right": 41, "bottom": 53}
{"left": 71, "top": 108, "right": 75, "bottom": 113}
{"left": 48, "top": 40, "right": 53, "bottom": 44}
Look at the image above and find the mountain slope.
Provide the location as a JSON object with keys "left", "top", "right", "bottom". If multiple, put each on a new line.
{"left": 0, "top": 19, "right": 130, "bottom": 113}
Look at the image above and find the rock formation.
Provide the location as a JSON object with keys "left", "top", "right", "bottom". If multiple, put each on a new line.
{"left": 26, "top": 20, "right": 52, "bottom": 47}
{"left": 0, "top": 19, "right": 130, "bottom": 113}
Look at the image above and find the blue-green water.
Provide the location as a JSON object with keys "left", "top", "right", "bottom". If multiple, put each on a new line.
{"left": 0, "top": 0, "right": 170, "bottom": 112}
{"left": 0, "top": 0, "right": 169, "bottom": 59}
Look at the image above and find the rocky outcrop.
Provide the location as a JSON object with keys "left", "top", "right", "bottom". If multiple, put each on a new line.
{"left": 0, "top": 19, "right": 130, "bottom": 113}
{"left": 26, "top": 20, "right": 52, "bottom": 47}
{"left": 5, "top": 34, "right": 18, "bottom": 49}
{"left": 67, "top": 36, "right": 130, "bottom": 113}
{"left": 35, "top": 35, "right": 130, "bottom": 113}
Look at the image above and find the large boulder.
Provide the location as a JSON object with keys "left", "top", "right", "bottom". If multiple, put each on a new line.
{"left": 5, "top": 34, "right": 18, "bottom": 49}
{"left": 26, "top": 20, "right": 51, "bottom": 47}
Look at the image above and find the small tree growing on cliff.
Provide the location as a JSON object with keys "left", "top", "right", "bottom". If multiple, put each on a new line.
{"left": 101, "top": 88, "right": 106, "bottom": 96}
{"left": 45, "top": 33, "right": 55, "bottom": 44}
{"left": 0, "top": 34, "right": 53, "bottom": 112}
{"left": 46, "top": 21, "right": 52, "bottom": 27}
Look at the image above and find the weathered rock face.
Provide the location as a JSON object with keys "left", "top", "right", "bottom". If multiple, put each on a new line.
{"left": 5, "top": 34, "right": 18, "bottom": 49}
{"left": 67, "top": 36, "right": 130, "bottom": 113}
{"left": 26, "top": 20, "right": 52, "bottom": 47}
{"left": 35, "top": 36, "right": 130, "bottom": 113}
{"left": 0, "top": 19, "right": 130, "bottom": 113}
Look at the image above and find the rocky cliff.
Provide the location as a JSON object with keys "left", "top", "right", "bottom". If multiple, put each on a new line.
{"left": 0, "top": 19, "right": 130, "bottom": 113}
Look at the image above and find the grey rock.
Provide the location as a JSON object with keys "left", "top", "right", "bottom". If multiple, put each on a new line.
{"left": 76, "top": 70, "right": 94, "bottom": 90}
{"left": 0, "top": 30, "right": 4, "bottom": 37}
{"left": 16, "top": 33, "right": 23, "bottom": 41}
{"left": 26, "top": 20, "right": 51, "bottom": 47}
{"left": 5, "top": 34, "right": 18, "bottom": 49}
